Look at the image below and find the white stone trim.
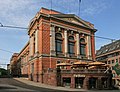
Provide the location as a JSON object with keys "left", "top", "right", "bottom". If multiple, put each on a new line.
{"left": 64, "top": 30, "right": 68, "bottom": 56}
{"left": 50, "top": 25, "right": 56, "bottom": 56}
{"left": 87, "top": 35, "right": 92, "bottom": 59}
{"left": 76, "top": 33, "right": 80, "bottom": 56}
{"left": 35, "top": 29, "right": 38, "bottom": 53}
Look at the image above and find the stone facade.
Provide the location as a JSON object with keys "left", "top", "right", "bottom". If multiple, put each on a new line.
{"left": 9, "top": 7, "right": 113, "bottom": 89}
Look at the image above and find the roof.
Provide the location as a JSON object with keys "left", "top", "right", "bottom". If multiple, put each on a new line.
{"left": 96, "top": 39, "right": 120, "bottom": 56}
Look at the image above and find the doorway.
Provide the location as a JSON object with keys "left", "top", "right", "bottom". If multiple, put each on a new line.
{"left": 89, "top": 77, "right": 97, "bottom": 89}
{"left": 75, "top": 77, "right": 84, "bottom": 88}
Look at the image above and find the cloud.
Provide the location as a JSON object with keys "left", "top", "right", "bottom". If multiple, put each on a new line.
{"left": 0, "top": 0, "right": 39, "bottom": 26}
{"left": 81, "top": 0, "right": 109, "bottom": 16}
{"left": 0, "top": 0, "right": 111, "bottom": 27}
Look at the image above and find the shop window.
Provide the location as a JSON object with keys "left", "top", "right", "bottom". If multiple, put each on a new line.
{"left": 63, "top": 77, "right": 71, "bottom": 87}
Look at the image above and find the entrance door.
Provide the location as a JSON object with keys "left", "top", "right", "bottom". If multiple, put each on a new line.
{"left": 63, "top": 77, "right": 71, "bottom": 88}
{"left": 101, "top": 77, "right": 107, "bottom": 88}
{"left": 75, "top": 77, "right": 84, "bottom": 88}
{"left": 89, "top": 77, "right": 97, "bottom": 89}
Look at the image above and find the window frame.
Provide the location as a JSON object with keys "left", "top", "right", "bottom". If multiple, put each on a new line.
{"left": 68, "top": 36, "right": 75, "bottom": 55}
{"left": 80, "top": 38, "right": 86, "bottom": 56}
{"left": 55, "top": 33, "right": 63, "bottom": 53}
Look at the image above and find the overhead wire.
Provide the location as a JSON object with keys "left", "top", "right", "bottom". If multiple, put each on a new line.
{"left": 0, "top": 23, "right": 116, "bottom": 41}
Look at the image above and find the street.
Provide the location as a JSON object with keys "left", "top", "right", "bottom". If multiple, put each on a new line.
{"left": 0, "top": 78, "right": 64, "bottom": 92}
{"left": 0, "top": 78, "right": 120, "bottom": 92}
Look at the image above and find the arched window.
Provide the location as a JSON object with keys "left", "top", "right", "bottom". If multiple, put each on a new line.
{"left": 80, "top": 38, "right": 86, "bottom": 56}
{"left": 55, "top": 33, "right": 63, "bottom": 53}
{"left": 68, "top": 36, "right": 75, "bottom": 55}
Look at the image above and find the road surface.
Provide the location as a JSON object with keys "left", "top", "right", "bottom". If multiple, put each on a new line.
{"left": 0, "top": 78, "right": 119, "bottom": 92}
{"left": 0, "top": 78, "right": 64, "bottom": 92}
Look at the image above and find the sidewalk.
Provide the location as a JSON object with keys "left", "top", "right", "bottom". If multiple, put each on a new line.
{"left": 14, "top": 78, "right": 87, "bottom": 92}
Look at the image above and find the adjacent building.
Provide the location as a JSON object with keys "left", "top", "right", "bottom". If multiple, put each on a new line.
{"left": 10, "top": 53, "right": 19, "bottom": 77}
{"left": 9, "top": 7, "right": 113, "bottom": 89}
{"left": 96, "top": 40, "right": 120, "bottom": 88}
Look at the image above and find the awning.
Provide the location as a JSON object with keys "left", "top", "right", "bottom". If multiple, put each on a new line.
{"left": 88, "top": 61, "right": 105, "bottom": 66}
{"left": 56, "top": 63, "right": 72, "bottom": 66}
{"left": 73, "top": 61, "right": 88, "bottom": 65}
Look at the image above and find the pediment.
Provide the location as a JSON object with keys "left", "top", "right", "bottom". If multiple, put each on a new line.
{"left": 52, "top": 14, "right": 94, "bottom": 29}
{"left": 62, "top": 17, "right": 94, "bottom": 29}
{"left": 63, "top": 17, "right": 86, "bottom": 27}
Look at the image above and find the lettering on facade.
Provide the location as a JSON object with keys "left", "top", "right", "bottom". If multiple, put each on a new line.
{"left": 73, "top": 74, "right": 85, "bottom": 77}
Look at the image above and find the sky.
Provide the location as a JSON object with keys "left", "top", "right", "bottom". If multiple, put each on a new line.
{"left": 0, "top": 0, "right": 120, "bottom": 68}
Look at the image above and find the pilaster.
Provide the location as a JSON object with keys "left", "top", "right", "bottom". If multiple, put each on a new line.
{"left": 64, "top": 29, "right": 68, "bottom": 57}
{"left": 35, "top": 29, "right": 39, "bottom": 53}
{"left": 50, "top": 25, "right": 56, "bottom": 56}
{"left": 76, "top": 33, "right": 80, "bottom": 58}
{"left": 83, "top": 77, "right": 89, "bottom": 89}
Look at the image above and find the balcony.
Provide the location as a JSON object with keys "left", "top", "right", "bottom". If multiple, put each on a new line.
{"left": 60, "top": 69, "right": 106, "bottom": 74}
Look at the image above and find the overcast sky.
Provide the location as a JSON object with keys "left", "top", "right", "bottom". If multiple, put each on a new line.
{"left": 0, "top": 0, "right": 120, "bottom": 68}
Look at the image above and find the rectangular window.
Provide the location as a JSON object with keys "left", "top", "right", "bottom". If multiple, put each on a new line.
{"left": 56, "top": 40, "right": 62, "bottom": 52}
{"left": 108, "top": 61, "right": 111, "bottom": 64}
{"left": 116, "top": 59, "right": 118, "bottom": 63}
{"left": 80, "top": 44, "right": 86, "bottom": 55}
{"left": 112, "top": 60, "right": 114, "bottom": 64}
{"left": 68, "top": 43, "right": 74, "bottom": 54}
{"left": 57, "top": 60, "right": 61, "bottom": 64}
{"left": 31, "top": 63, "right": 34, "bottom": 73}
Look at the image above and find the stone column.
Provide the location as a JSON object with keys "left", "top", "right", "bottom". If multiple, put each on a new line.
{"left": 29, "top": 36, "right": 33, "bottom": 57}
{"left": 71, "top": 76, "right": 75, "bottom": 88}
{"left": 50, "top": 25, "right": 56, "bottom": 56}
{"left": 35, "top": 29, "right": 39, "bottom": 53}
{"left": 31, "top": 35, "right": 34, "bottom": 56}
{"left": 64, "top": 30, "right": 68, "bottom": 57}
{"left": 83, "top": 77, "right": 89, "bottom": 89}
{"left": 76, "top": 33, "right": 80, "bottom": 58}
{"left": 87, "top": 35, "right": 92, "bottom": 59}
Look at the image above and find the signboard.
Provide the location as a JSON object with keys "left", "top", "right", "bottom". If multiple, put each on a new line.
{"left": 74, "top": 74, "right": 85, "bottom": 77}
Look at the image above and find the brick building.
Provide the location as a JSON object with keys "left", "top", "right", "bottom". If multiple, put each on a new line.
{"left": 10, "top": 7, "right": 113, "bottom": 89}
{"left": 10, "top": 53, "right": 19, "bottom": 77}
{"left": 96, "top": 40, "right": 120, "bottom": 88}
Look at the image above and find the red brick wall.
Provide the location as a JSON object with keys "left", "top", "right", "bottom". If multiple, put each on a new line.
{"left": 42, "top": 23, "right": 50, "bottom": 54}
{"left": 43, "top": 72, "right": 57, "bottom": 86}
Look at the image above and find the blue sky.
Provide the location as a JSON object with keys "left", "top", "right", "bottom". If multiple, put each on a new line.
{"left": 0, "top": 0, "right": 120, "bottom": 68}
